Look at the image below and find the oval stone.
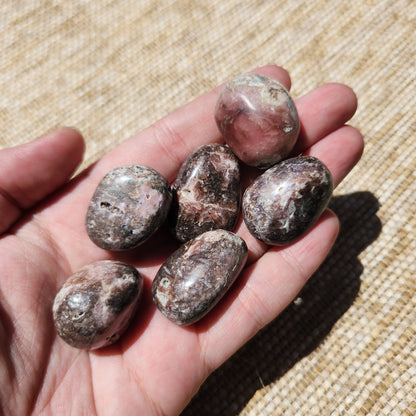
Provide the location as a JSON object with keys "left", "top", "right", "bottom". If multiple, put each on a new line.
{"left": 169, "top": 144, "right": 241, "bottom": 242}
{"left": 215, "top": 73, "right": 300, "bottom": 169}
{"left": 53, "top": 260, "right": 143, "bottom": 350}
{"left": 152, "top": 229, "right": 248, "bottom": 325}
{"left": 86, "top": 165, "right": 172, "bottom": 250}
{"left": 242, "top": 156, "right": 333, "bottom": 245}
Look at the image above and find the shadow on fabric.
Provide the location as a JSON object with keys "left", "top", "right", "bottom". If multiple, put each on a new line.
{"left": 182, "top": 191, "right": 382, "bottom": 416}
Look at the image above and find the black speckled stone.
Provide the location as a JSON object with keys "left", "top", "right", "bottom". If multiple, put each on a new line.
{"left": 242, "top": 156, "right": 333, "bottom": 245}
{"left": 169, "top": 144, "right": 241, "bottom": 242}
{"left": 86, "top": 165, "right": 172, "bottom": 251}
{"left": 53, "top": 260, "right": 143, "bottom": 350}
{"left": 215, "top": 73, "right": 300, "bottom": 169}
{"left": 152, "top": 229, "right": 248, "bottom": 326}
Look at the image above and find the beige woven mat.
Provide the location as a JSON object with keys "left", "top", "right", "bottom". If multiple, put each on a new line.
{"left": 1, "top": 1, "right": 415, "bottom": 415}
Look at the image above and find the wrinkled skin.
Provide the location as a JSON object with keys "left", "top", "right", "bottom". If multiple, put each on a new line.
{"left": 0, "top": 65, "right": 363, "bottom": 416}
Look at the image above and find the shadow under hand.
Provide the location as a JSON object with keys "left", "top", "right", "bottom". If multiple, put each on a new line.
{"left": 182, "top": 191, "right": 381, "bottom": 416}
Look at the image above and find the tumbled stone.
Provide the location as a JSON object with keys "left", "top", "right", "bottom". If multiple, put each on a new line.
{"left": 53, "top": 260, "right": 143, "bottom": 350}
{"left": 169, "top": 144, "right": 241, "bottom": 242}
{"left": 152, "top": 229, "right": 248, "bottom": 325}
{"left": 215, "top": 72, "right": 300, "bottom": 168}
{"left": 86, "top": 165, "right": 172, "bottom": 250}
{"left": 242, "top": 156, "right": 333, "bottom": 245}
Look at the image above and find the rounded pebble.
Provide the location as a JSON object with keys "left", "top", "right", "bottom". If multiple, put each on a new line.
{"left": 242, "top": 156, "right": 333, "bottom": 245}
{"left": 86, "top": 165, "right": 172, "bottom": 250}
{"left": 53, "top": 260, "right": 143, "bottom": 350}
{"left": 152, "top": 229, "right": 248, "bottom": 325}
{"left": 169, "top": 144, "right": 241, "bottom": 242}
{"left": 215, "top": 72, "right": 300, "bottom": 168}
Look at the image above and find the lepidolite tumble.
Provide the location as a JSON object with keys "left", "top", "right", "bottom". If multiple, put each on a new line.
{"left": 242, "top": 156, "right": 333, "bottom": 245}
{"left": 169, "top": 144, "right": 241, "bottom": 242}
{"left": 53, "top": 260, "right": 143, "bottom": 350}
{"left": 86, "top": 165, "right": 172, "bottom": 250}
{"left": 215, "top": 73, "right": 300, "bottom": 169}
{"left": 152, "top": 229, "right": 248, "bottom": 325}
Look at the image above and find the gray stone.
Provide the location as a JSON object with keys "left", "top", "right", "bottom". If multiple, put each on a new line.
{"left": 242, "top": 156, "right": 333, "bottom": 245}
{"left": 169, "top": 144, "right": 241, "bottom": 242}
{"left": 152, "top": 229, "right": 248, "bottom": 325}
{"left": 53, "top": 260, "right": 143, "bottom": 350}
{"left": 86, "top": 165, "right": 172, "bottom": 250}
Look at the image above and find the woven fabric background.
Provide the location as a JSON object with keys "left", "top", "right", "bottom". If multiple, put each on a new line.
{"left": 1, "top": 1, "right": 415, "bottom": 415}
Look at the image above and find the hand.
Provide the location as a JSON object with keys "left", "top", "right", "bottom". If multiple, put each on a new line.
{"left": 0, "top": 66, "right": 363, "bottom": 415}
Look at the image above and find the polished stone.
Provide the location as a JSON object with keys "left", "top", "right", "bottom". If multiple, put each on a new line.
{"left": 86, "top": 165, "right": 172, "bottom": 250}
{"left": 242, "top": 156, "right": 333, "bottom": 245}
{"left": 169, "top": 144, "right": 241, "bottom": 242}
{"left": 215, "top": 73, "right": 300, "bottom": 168}
{"left": 53, "top": 260, "right": 143, "bottom": 350}
{"left": 152, "top": 229, "right": 248, "bottom": 325}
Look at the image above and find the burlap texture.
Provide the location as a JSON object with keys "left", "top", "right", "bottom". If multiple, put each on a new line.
{"left": 1, "top": 1, "right": 415, "bottom": 415}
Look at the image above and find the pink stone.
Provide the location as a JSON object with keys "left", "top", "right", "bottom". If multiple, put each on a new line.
{"left": 215, "top": 73, "right": 300, "bottom": 168}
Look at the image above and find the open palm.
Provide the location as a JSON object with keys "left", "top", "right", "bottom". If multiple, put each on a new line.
{"left": 0, "top": 66, "right": 363, "bottom": 415}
